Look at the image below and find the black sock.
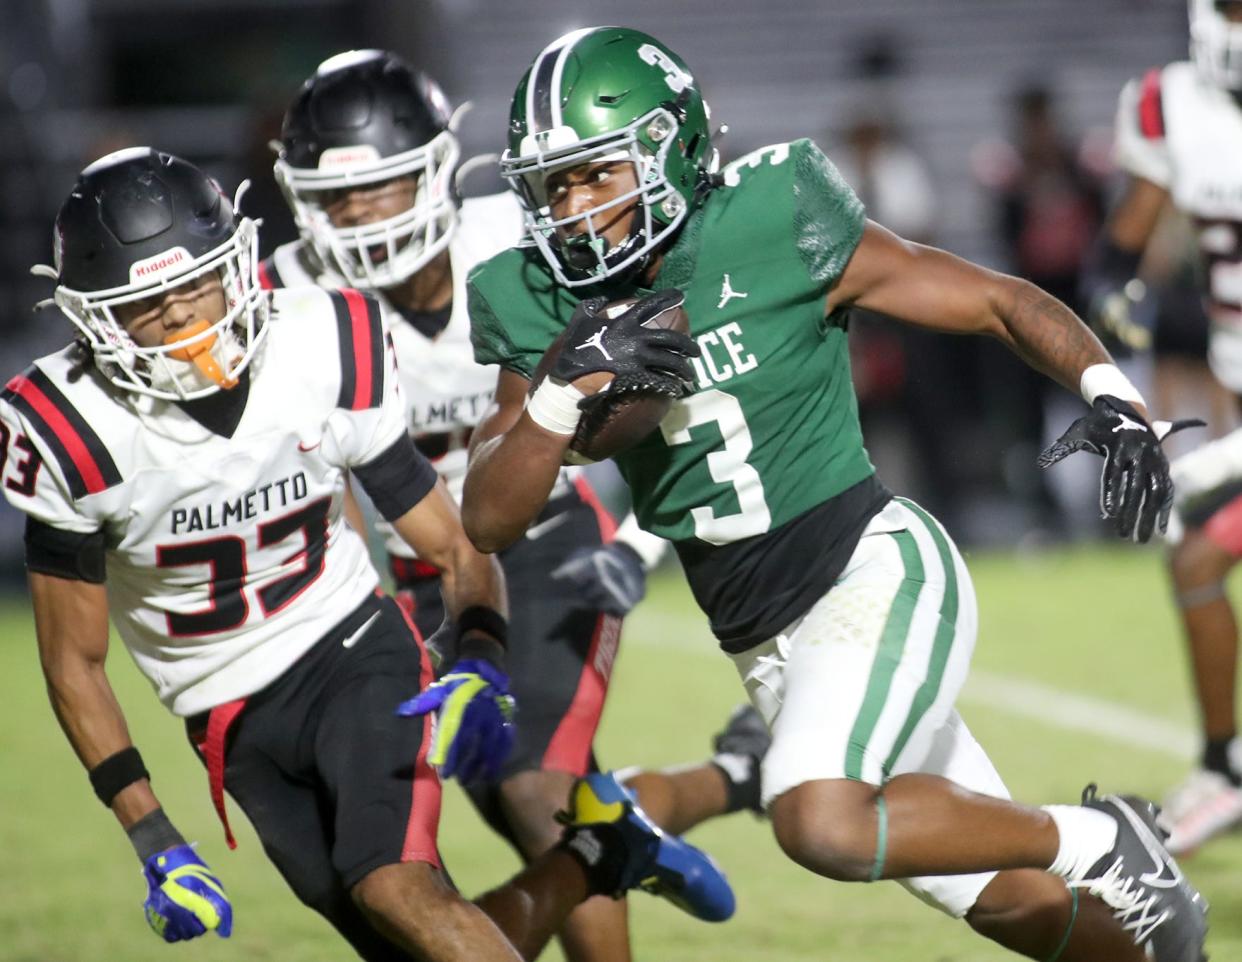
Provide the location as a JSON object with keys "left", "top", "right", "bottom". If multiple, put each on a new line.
{"left": 1202, "top": 736, "right": 1241, "bottom": 786}
{"left": 711, "top": 754, "right": 761, "bottom": 814}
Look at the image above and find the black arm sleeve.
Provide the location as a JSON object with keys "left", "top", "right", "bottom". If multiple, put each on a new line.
{"left": 25, "top": 516, "right": 106, "bottom": 583}
{"left": 352, "top": 435, "right": 439, "bottom": 522}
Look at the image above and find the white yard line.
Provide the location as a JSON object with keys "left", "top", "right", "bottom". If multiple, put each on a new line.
{"left": 962, "top": 670, "right": 1196, "bottom": 760}
{"left": 624, "top": 610, "right": 1197, "bottom": 759}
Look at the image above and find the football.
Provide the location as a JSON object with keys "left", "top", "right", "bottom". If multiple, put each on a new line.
{"left": 529, "top": 296, "right": 691, "bottom": 464}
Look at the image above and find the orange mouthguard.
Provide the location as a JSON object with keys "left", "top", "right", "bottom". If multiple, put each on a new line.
{"left": 164, "top": 320, "right": 238, "bottom": 389}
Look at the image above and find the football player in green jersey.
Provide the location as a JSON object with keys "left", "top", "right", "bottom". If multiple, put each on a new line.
{"left": 463, "top": 26, "right": 1207, "bottom": 962}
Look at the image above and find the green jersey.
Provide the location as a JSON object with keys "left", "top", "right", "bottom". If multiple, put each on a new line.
{"left": 470, "top": 139, "right": 891, "bottom": 649}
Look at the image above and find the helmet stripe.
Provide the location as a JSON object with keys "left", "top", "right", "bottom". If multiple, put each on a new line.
{"left": 527, "top": 26, "right": 597, "bottom": 133}
{"left": 549, "top": 28, "right": 595, "bottom": 128}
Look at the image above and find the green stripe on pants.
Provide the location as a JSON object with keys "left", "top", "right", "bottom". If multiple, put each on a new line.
{"left": 882, "top": 500, "right": 961, "bottom": 777}
{"left": 845, "top": 528, "right": 925, "bottom": 781}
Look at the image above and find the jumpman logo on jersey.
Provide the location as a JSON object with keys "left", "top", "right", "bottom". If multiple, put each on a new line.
{"left": 575, "top": 328, "right": 613, "bottom": 361}
{"left": 717, "top": 274, "right": 749, "bottom": 309}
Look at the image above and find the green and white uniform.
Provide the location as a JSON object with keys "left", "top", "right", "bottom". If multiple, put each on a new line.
{"left": 470, "top": 139, "right": 1008, "bottom": 917}
{"left": 473, "top": 140, "right": 890, "bottom": 649}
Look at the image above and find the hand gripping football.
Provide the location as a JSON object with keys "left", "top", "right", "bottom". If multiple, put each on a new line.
{"left": 530, "top": 292, "right": 694, "bottom": 464}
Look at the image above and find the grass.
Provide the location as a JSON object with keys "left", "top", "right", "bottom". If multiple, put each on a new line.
{"left": 0, "top": 544, "right": 1239, "bottom": 960}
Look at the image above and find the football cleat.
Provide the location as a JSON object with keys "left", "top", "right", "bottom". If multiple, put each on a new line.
{"left": 1161, "top": 768, "right": 1242, "bottom": 856}
{"left": 559, "top": 771, "right": 735, "bottom": 922}
{"left": 1071, "top": 785, "right": 1209, "bottom": 962}
{"left": 711, "top": 704, "right": 771, "bottom": 815}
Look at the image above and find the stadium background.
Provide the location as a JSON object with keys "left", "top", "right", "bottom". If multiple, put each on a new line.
{"left": 2, "top": 2, "right": 1239, "bottom": 960}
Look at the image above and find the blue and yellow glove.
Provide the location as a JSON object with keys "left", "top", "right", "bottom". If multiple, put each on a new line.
{"left": 396, "top": 658, "right": 516, "bottom": 783}
{"left": 142, "top": 845, "right": 232, "bottom": 942}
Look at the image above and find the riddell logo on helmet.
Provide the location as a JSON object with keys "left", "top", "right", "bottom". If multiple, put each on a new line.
{"left": 319, "top": 145, "right": 382, "bottom": 168}
{"left": 129, "top": 247, "right": 192, "bottom": 284}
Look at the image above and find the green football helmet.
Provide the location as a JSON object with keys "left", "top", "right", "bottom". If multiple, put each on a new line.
{"left": 501, "top": 26, "right": 716, "bottom": 287}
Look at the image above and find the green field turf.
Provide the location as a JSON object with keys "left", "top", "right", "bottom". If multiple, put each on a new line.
{"left": 1, "top": 545, "right": 1239, "bottom": 961}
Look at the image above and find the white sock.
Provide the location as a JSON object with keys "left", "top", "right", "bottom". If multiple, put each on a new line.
{"left": 1043, "top": 805, "right": 1119, "bottom": 881}
{"left": 712, "top": 751, "right": 755, "bottom": 786}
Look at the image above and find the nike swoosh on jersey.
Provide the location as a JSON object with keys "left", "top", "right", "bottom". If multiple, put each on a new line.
{"left": 342, "top": 611, "right": 381, "bottom": 649}
{"left": 298, "top": 439, "right": 321, "bottom": 452}
{"left": 526, "top": 511, "right": 571, "bottom": 540}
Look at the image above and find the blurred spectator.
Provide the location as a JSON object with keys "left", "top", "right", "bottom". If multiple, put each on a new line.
{"left": 830, "top": 43, "right": 978, "bottom": 534}
{"left": 972, "top": 83, "right": 1108, "bottom": 537}
{"left": 833, "top": 108, "right": 936, "bottom": 245}
{"left": 978, "top": 84, "right": 1105, "bottom": 312}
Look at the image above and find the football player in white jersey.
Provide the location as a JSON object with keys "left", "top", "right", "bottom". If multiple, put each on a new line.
{"left": 264, "top": 49, "right": 767, "bottom": 962}
{"left": 3, "top": 147, "right": 735, "bottom": 960}
{"left": 1086, "top": 0, "right": 1242, "bottom": 853}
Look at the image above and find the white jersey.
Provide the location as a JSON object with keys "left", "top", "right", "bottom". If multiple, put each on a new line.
{"left": 1, "top": 286, "right": 411, "bottom": 716}
{"left": 264, "top": 193, "right": 575, "bottom": 560}
{"left": 1115, "top": 61, "right": 1242, "bottom": 387}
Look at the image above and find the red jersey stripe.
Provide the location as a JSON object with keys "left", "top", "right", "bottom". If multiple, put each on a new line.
{"left": 394, "top": 599, "right": 444, "bottom": 868}
{"left": 542, "top": 613, "right": 620, "bottom": 774}
{"left": 1138, "top": 68, "right": 1165, "bottom": 139}
{"left": 572, "top": 475, "right": 619, "bottom": 542}
{"left": 342, "top": 288, "right": 375, "bottom": 410}
{"left": 5, "top": 374, "right": 107, "bottom": 495}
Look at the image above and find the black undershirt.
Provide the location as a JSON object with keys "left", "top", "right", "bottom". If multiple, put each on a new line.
{"left": 676, "top": 474, "right": 892, "bottom": 653}
{"left": 176, "top": 371, "right": 251, "bottom": 438}
{"left": 392, "top": 302, "right": 453, "bottom": 340}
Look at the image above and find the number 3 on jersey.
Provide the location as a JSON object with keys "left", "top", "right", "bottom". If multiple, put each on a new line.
{"left": 660, "top": 389, "right": 771, "bottom": 545}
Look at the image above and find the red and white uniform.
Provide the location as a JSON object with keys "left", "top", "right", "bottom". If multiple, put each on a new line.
{"left": 262, "top": 192, "right": 586, "bottom": 560}
{"left": 1115, "top": 61, "right": 1242, "bottom": 390}
{"left": 0, "top": 286, "right": 405, "bottom": 715}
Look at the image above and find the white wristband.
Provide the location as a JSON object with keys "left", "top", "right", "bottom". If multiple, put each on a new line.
{"left": 1079, "top": 363, "right": 1145, "bottom": 408}
{"left": 526, "top": 378, "right": 585, "bottom": 436}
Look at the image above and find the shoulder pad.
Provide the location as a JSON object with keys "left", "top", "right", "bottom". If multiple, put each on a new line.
{"left": 325, "top": 288, "right": 386, "bottom": 410}
{"left": 2, "top": 363, "right": 122, "bottom": 499}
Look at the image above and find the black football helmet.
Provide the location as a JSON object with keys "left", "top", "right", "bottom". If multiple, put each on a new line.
{"left": 38, "top": 147, "right": 268, "bottom": 400}
{"left": 274, "top": 49, "right": 460, "bottom": 289}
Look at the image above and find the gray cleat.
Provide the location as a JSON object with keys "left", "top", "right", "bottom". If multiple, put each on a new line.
{"left": 1074, "top": 785, "right": 1209, "bottom": 962}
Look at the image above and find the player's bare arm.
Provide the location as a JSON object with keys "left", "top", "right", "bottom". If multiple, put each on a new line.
{"left": 1105, "top": 175, "right": 1169, "bottom": 250}
{"left": 30, "top": 567, "right": 233, "bottom": 939}
{"left": 830, "top": 220, "right": 1194, "bottom": 542}
{"left": 828, "top": 220, "right": 1121, "bottom": 403}
{"left": 462, "top": 369, "right": 574, "bottom": 553}
{"left": 390, "top": 477, "right": 508, "bottom": 622}
{"left": 30, "top": 571, "right": 159, "bottom": 828}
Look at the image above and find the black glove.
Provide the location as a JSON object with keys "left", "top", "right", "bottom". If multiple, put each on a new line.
{"left": 552, "top": 542, "right": 647, "bottom": 616}
{"left": 1080, "top": 236, "right": 1151, "bottom": 358}
{"left": 1086, "top": 285, "right": 1152, "bottom": 358}
{"left": 1038, "top": 395, "right": 1203, "bottom": 543}
{"left": 551, "top": 289, "right": 700, "bottom": 399}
